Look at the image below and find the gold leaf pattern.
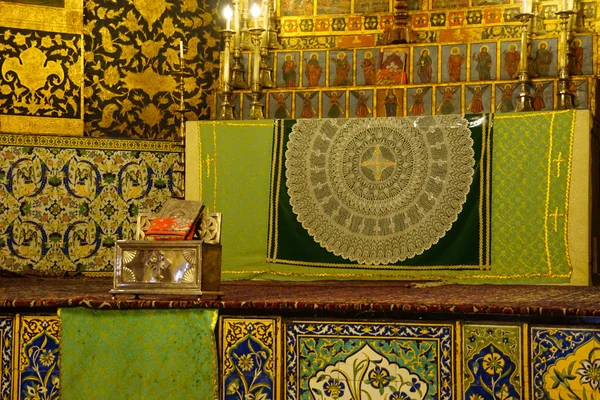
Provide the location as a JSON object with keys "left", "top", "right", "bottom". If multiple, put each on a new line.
{"left": 83, "top": 0, "right": 219, "bottom": 138}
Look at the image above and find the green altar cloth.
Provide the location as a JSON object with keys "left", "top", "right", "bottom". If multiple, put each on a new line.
{"left": 60, "top": 308, "right": 218, "bottom": 400}
{"left": 187, "top": 110, "right": 587, "bottom": 284}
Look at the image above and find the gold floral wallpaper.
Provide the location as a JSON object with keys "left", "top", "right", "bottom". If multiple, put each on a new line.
{"left": 82, "top": 0, "right": 220, "bottom": 139}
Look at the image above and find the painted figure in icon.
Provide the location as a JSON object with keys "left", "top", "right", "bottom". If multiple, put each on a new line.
{"left": 331, "top": 52, "right": 352, "bottom": 86}
{"left": 568, "top": 80, "right": 586, "bottom": 108}
{"left": 300, "top": 92, "right": 318, "bottom": 118}
{"left": 534, "top": 42, "right": 553, "bottom": 77}
{"left": 361, "top": 51, "right": 377, "bottom": 85}
{"left": 379, "top": 51, "right": 407, "bottom": 84}
{"left": 305, "top": 53, "right": 323, "bottom": 87}
{"left": 352, "top": 91, "right": 371, "bottom": 117}
{"left": 503, "top": 44, "right": 520, "bottom": 79}
{"left": 384, "top": 89, "right": 399, "bottom": 116}
{"left": 570, "top": 39, "right": 584, "bottom": 75}
{"left": 532, "top": 82, "right": 552, "bottom": 111}
{"left": 408, "top": 87, "right": 430, "bottom": 115}
{"left": 473, "top": 45, "right": 492, "bottom": 80}
{"left": 272, "top": 93, "right": 291, "bottom": 118}
{"left": 282, "top": 54, "right": 298, "bottom": 87}
{"left": 437, "top": 87, "right": 459, "bottom": 115}
{"left": 325, "top": 91, "right": 344, "bottom": 118}
{"left": 417, "top": 48, "right": 433, "bottom": 83}
{"left": 496, "top": 84, "right": 516, "bottom": 113}
{"left": 466, "top": 85, "right": 488, "bottom": 114}
{"left": 447, "top": 47, "right": 464, "bottom": 82}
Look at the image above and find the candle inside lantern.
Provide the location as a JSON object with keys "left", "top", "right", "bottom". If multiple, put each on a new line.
{"left": 250, "top": 2, "right": 261, "bottom": 28}
{"left": 180, "top": 40, "right": 184, "bottom": 59}
{"left": 223, "top": 5, "right": 233, "bottom": 30}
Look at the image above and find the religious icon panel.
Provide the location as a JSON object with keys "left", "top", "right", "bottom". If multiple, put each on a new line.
{"left": 407, "top": 86, "right": 432, "bottom": 116}
{"left": 499, "top": 41, "right": 521, "bottom": 80}
{"left": 354, "top": 0, "right": 388, "bottom": 13}
{"left": 277, "top": 52, "right": 300, "bottom": 88}
{"left": 280, "top": 0, "right": 313, "bottom": 16}
{"left": 470, "top": 43, "right": 497, "bottom": 81}
{"left": 376, "top": 48, "right": 409, "bottom": 85}
{"left": 349, "top": 89, "right": 373, "bottom": 118}
{"left": 296, "top": 91, "right": 319, "bottom": 118}
{"left": 376, "top": 88, "right": 404, "bottom": 117}
{"left": 570, "top": 79, "right": 588, "bottom": 109}
{"left": 436, "top": 86, "right": 461, "bottom": 115}
{"left": 270, "top": 92, "right": 293, "bottom": 119}
{"left": 356, "top": 48, "right": 378, "bottom": 86}
{"left": 531, "top": 81, "right": 554, "bottom": 111}
{"left": 322, "top": 90, "right": 346, "bottom": 118}
{"left": 570, "top": 35, "right": 593, "bottom": 76}
{"left": 465, "top": 84, "right": 491, "bottom": 114}
{"left": 441, "top": 44, "right": 467, "bottom": 83}
{"left": 302, "top": 51, "right": 326, "bottom": 88}
{"left": 530, "top": 38, "right": 558, "bottom": 78}
{"left": 494, "top": 83, "right": 518, "bottom": 113}
{"left": 413, "top": 46, "right": 438, "bottom": 84}
{"left": 329, "top": 50, "right": 354, "bottom": 86}
{"left": 317, "top": 0, "right": 351, "bottom": 14}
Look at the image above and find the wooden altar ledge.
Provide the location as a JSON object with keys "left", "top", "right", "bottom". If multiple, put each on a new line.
{"left": 2, "top": 277, "right": 600, "bottom": 319}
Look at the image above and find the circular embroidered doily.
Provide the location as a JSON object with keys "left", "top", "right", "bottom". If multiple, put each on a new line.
{"left": 285, "top": 116, "right": 475, "bottom": 265}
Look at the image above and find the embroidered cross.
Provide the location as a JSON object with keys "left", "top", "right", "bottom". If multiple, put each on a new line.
{"left": 205, "top": 154, "right": 215, "bottom": 178}
{"left": 548, "top": 207, "right": 564, "bottom": 233}
{"left": 552, "top": 152, "right": 564, "bottom": 178}
{"left": 360, "top": 145, "right": 396, "bottom": 181}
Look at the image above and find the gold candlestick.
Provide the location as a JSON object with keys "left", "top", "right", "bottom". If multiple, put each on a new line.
{"left": 172, "top": 48, "right": 192, "bottom": 199}
{"left": 556, "top": 8, "right": 576, "bottom": 109}
{"left": 515, "top": 12, "right": 534, "bottom": 112}
{"left": 220, "top": 27, "right": 235, "bottom": 120}
{"left": 249, "top": 26, "right": 265, "bottom": 119}
{"left": 231, "top": 0, "right": 248, "bottom": 89}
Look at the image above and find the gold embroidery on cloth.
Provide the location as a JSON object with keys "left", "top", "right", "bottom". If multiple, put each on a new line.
{"left": 285, "top": 116, "right": 475, "bottom": 265}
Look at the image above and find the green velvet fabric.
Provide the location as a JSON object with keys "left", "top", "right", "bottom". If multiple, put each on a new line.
{"left": 267, "top": 116, "right": 489, "bottom": 269}
{"left": 60, "top": 308, "right": 218, "bottom": 400}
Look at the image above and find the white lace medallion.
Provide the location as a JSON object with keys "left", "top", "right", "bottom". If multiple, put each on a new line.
{"left": 285, "top": 116, "right": 475, "bottom": 265}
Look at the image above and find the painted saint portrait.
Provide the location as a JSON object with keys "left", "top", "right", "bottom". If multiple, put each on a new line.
{"left": 531, "top": 38, "right": 558, "bottom": 78}
{"left": 465, "top": 85, "right": 491, "bottom": 114}
{"left": 270, "top": 92, "right": 293, "bottom": 119}
{"left": 500, "top": 41, "right": 520, "bottom": 80}
{"left": 303, "top": 51, "right": 326, "bottom": 87}
{"left": 277, "top": 52, "right": 300, "bottom": 88}
{"left": 441, "top": 45, "right": 466, "bottom": 83}
{"left": 329, "top": 51, "right": 353, "bottom": 86}
{"left": 322, "top": 91, "right": 346, "bottom": 118}
{"left": 356, "top": 49, "right": 377, "bottom": 86}
{"left": 376, "top": 88, "right": 403, "bottom": 117}
{"left": 407, "top": 87, "right": 431, "bottom": 116}
{"left": 495, "top": 83, "right": 517, "bottom": 113}
{"left": 350, "top": 90, "right": 373, "bottom": 118}
{"left": 470, "top": 43, "right": 497, "bottom": 81}
{"left": 413, "top": 47, "right": 437, "bottom": 84}
{"left": 376, "top": 50, "right": 408, "bottom": 85}
{"left": 531, "top": 81, "right": 554, "bottom": 111}
{"left": 436, "top": 86, "right": 461, "bottom": 115}
{"left": 296, "top": 92, "right": 319, "bottom": 118}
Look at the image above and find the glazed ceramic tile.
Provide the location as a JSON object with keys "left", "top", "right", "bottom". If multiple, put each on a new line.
{"left": 17, "top": 316, "right": 60, "bottom": 400}
{"left": 221, "top": 317, "right": 279, "bottom": 400}
{"left": 285, "top": 321, "right": 454, "bottom": 399}
{"left": 532, "top": 327, "right": 600, "bottom": 399}
{"left": 463, "top": 324, "right": 522, "bottom": 399}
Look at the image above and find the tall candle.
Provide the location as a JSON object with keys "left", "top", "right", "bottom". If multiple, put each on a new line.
{"left": 262, "top": 1, "right": 269, "bottom": 30}
{"left": 233, "top": 0, "right": 241, "bottom": 48}
{"left": 180, "top": 40, "right": 184, "bottom": 59}
{"left": 250, "top": 2, "right": 261, "bottom": 28}
{"left": 562, "top": 0, "right": 568, "bottom": 11}
{"left": 522, "top": 0, "right": 529, "bottom": 13}
{"left": 223, "top": 5, "right": 232, "bottom": 30}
